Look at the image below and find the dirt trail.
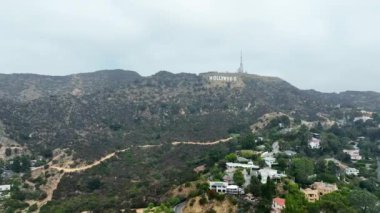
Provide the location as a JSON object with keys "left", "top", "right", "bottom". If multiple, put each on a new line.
{"left": 51, "top": 137, "right": 232, "bottom": 172}
{"left": 172, "top": 137, "right": 232, "bottom": 146}
{"left": 51, "top": 148, "right": 129, "bottom": 173}
{"left": 31, "top": 137, "right": 233, "bottom": 211}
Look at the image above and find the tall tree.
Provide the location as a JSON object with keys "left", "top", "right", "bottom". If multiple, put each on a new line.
{"left": 291, "top": 157, "right": 315, "bottom": 185}
{"left": 249, "top": 176, "right": 262, "bottom": 197}
{"left": 349, "top": 189, "right": 379, "bottom": 213}
{"left": 233, "top": 170, "right": 245, "bottom": 187}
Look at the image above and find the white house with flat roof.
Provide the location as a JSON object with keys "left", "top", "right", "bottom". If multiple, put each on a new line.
{"left": 309, "top": 137, "right": 321, "bottom": 149}
{"left": 343, "top": 149, "right": 362, "bottom": 161}
{"left": 257, "top": 168, "right": 286, "bottom": 184}
{"left": 209, "top": 181, "right": 244, "bottom": 195}
{"left": 345, "top": 167, "right": 359, "bottom": 176}
{"left": 226, "top": 161, "right": 259, "bottom": 170}
{"left": 0, "top": 184, "right": 11, "bottom": 199}
{"left": 209, "top": 181, "right": 228, "bottom": 193}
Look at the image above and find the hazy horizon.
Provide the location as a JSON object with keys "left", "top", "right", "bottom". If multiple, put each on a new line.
{"left": 1, "top": 0, "right": 380, "bottom": 93}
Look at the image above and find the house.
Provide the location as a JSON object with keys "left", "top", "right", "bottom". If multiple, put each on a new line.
{"left": 0, "top": 184, "right": 11, "bottom": 199}
{"left": 257, "top": 168, "right": 286, "bottom": 184}
{"left": 308, "top": 137, "right": 321, "bottom": 149}
{"left": 354, "top": 116, "right": 372, "bottom": 122}
{"left": 209, "top": 181, "right": 228, "bottom": 193}
{"left": 311, "top": 182, "right": 338, "bottom": 196}
{"left": 209, "top": 181, "right": 244, "bottom": 195}
{"left": 264, "top": 156, "right": 277, "bottom": 167}
{"left": 343, "top": 149, "right": 362, "bottom": 161}
{"left": 272, "top": 197, "right": 286, "bottom": 213}
{"left": 357, "top": 136, "right": 366, "bottom": 141}
{"left": 302, "top": 182, "right": 338, "bottom": 202}
{"left": 226, "top": 185, "right": 244, "bottom": 195}
{"left": 345, "top": 167, "right": 359, "bottom": 176}
{"left": 283, "top": 150, "right": 297, "bottom": 156}
{"left": 223, "top": 167, "right": 251, "bottom": 187}
{"left": 226, "top": 161, "right": 259, "bottom": 170}
{"left": 312, "top": 133, "right": 320, "bottom": 139}
{"left": 301, "top": 188, "right": 319, "bottom": 202}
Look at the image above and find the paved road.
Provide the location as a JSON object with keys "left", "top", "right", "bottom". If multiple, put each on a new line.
{"left": 173, "top": 201, "right": 186, "bottom": 213}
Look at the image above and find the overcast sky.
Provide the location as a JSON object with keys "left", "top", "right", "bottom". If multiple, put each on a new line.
{"left": 1, "top": 1, "right": 379, "bottom": 92}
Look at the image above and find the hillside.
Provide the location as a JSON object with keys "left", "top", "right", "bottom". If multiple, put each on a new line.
{"left": 0, "top": 70, "right": 379, "bottom": 161}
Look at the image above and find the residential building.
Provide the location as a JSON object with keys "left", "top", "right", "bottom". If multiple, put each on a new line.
{"left": 302, "top": 182, "right": 338, "bottom": 202}
{"left": 209, "top": 181, "right": 228, "bottom": 193}
{"left": 343, "top": 149, "right": 362, "bottom": 161}
{"left": 283, "top": 150, "right": 297, "bottom": 156}
{"left": 345, "top": 167, "right": 359, "bottom": 176}
{"left": 311, "top": 182, "right": 338, "bottom": 196}
{"left": 272, "top": 197, "right": 286, "bottom": 213}
{"left": 226, "top": 185, "right": 244, "bottom": 195}
{"left": 301, "top": 188, "right": 319, "bottom": 202}
{"left": 226, "top": 161, "right": 259, "bottom": 170}
{"left": 0, "top": 184, "right": 11, "bottom": 199}
{"left": 209, "top": 181, "right": 244, "bottom": 195}
{"left": 308, "top": 137, "right": 321, "bottom": 149}
{"left": 264, "top": 156, "right": 277, "bottom": 167}
{"left": 257, "top": 168, "right": 286, "bottom": 184}
{"left": 354, "top": 116, "right": 372, "bottom": 122}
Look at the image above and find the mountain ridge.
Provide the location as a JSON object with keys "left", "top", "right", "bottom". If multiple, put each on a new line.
{"left": 0, "top": 69, "right": 379, "bottom": 161}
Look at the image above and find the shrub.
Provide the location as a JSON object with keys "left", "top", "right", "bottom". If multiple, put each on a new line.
{"left": 206, "top": 209, "right": 217, "bottom": 213}
{"left": 199, "top": 195, "right": 208, "bottom": 205}
{"left": 28, "top": 204, "right": 38, "bottom": 212}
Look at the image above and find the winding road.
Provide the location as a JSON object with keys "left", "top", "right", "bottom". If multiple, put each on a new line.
{"left": 173, "top": 201, "right": 186, "bottom": 213}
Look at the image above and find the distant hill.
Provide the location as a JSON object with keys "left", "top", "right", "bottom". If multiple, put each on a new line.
{"left": 0, "top": 70, "right": 379, "bottom": 160}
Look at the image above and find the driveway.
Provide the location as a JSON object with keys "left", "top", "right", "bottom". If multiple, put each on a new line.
{"left": 173, "top": 201, "right": 186, "bottom": 213}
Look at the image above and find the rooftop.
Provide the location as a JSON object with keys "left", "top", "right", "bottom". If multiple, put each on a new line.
{"left": 273, "top": 197, "right": 285, "bottom": 206}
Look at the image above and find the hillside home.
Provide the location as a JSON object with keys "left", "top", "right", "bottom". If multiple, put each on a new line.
{"left": 226, "top": 185, "right": 245, "bottom": 195}
{"left": 308, "top": 137, "right": 321, "bottom": 149}
{"left": 223, "top": 167, "right": 251, "bottom": 187}
{"left": 301, "top": 188, "right": 319, "bottom": 202}
{"left": 257, "top": 168, "right": 286, "bottom": 184}
{"left": 345, "top": 167, "right": 359, "bottom": 176}
{"left": 271, "top": 197, "right": 286, "bottom": 213}
{"left": 311, "top": 182, "right": 338, "bottom": 196}
{"left": 283, "top": 150, "right": 297, "bottom": 156}
{"left": 343, "top": 149, "right": 362, "bottom": 161}
{"left": 0, "top": 184, "right": 11, "bottom": 199}
{"left": 302, "top": 182, "right": 338, "bottom": 202}
{"left": 209, "top": 181, "right": 228, "bottom": 193}
{"left": 226, "top": 161, "right": 259, "bottom": 170}
{"left": 209, "top": 181, "right": 244, "bottom": 195}
{"left": 353, "top": 116, "right": 372, "bottom": 122}
{"left": 264, "top": 156, "right": 277, "bottom": 167}
{"left": 312, "top": 133, "right": 320, "bottom": 139}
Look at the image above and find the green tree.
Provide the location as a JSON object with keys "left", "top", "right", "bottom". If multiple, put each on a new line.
{"left": 239, "top": 134, "right": 256, "bottom": 149}
{"left": 225, "top": 153, "right": 237, "bottom": 162}
{"left": 233, "top": 170, "right": 245, "bottom": 187}
{"left": 291, "top": 157, "right": 315, "bottom": 185}
{"left": 248, "top": 176, "right": 262, "bottom": 197}
{"left": 284, "top": 182, "right": 308, "bottom": 213}
{"left": 349, "top": 189, "right": 379, "bottom": 213}
{"left": 318, "top": 191, "right": 356, "bottom": 213}
{"left": 261, "top": 178, "right": 275, "bottom": 200}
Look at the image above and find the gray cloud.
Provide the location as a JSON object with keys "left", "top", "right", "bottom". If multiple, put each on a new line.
{"left": 0, "top": 0, "right": 380, "bottom": 92}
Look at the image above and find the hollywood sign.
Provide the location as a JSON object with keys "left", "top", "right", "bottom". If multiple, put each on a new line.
{"left": 208, "top": 75, "right": 238, "bottom": 82}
